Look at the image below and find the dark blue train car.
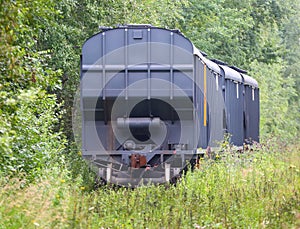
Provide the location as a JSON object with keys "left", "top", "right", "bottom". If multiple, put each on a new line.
{"left": 241, "top": 73, "right": 259, "bottom": 143}
{"left": 219, "top": 65, "right": 244, "bottom": 146}
{"left": 80, "top": 25, "right": 259, "bottom": 186}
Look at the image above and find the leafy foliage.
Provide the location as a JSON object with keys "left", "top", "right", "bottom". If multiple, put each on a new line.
{"left": 0, "top": 0, "right": 65, "bottom": 179}
{"left": 250, "top": 60, "right": 297, "bottom": 141}
{"left": 0, "top": 89, "right": 65, "bottom": 179}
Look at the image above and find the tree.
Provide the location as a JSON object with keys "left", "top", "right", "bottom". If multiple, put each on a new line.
{"left": 180, "top": 0, "right": 299, "bottom": 141}
{"left": 0, "top": 0, "right": 65, "bottom": 179}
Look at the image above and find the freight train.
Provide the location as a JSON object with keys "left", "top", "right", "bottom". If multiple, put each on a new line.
{"left": 80, "top": 24, "right": 259, "bottom": 187}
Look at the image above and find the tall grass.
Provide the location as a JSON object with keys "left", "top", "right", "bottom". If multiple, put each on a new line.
{"left": 0, "top": 141, "right": 299, "bottom": 228}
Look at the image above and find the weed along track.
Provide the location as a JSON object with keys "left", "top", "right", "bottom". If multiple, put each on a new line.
{"left": 1, "top": 141, "right": 299, "bottom": 228}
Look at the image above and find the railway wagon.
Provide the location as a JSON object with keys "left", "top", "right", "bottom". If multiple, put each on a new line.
{"left": 80, "top": 24, "right": 259, "bottom": 187}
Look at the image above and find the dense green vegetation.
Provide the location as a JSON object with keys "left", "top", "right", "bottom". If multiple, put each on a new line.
{"left": 0, "top": 0, "right": 65, "bottom": 179}
{"left": 0, "top": 141, "right": 299, "bottom": 228}
{"left": 0, "top": 0, "right": 299, "bottom": 228}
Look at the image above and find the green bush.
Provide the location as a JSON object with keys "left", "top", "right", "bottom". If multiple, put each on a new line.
{"left": 0, "top": 0, "right": 66, "bottom": 181}
{"left": 0, "top": 88, "right": 65, "bottom": 180}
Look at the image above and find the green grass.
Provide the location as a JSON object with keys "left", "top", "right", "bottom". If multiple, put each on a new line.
{"left": 0, "top": 141, "right": 299, "bottom": 228}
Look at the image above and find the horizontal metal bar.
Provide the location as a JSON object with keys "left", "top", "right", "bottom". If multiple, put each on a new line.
{"left": 81, "top": 89, "right": 194, "bottom": 98}
{"left": 82, "top": 150, "right": 195, "bottom": 156}
{"left": 82, "top": 64, "right": 193, "bottom": 71}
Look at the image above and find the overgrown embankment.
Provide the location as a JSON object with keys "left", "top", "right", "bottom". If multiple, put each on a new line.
{"left": 1, "top": 141, "right": 299, "bottom": 228}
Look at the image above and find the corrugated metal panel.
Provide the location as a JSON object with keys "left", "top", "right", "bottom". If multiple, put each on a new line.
{"left": 244, "top": 86, "right": 259, "bottom": 142}
{"left": 220, "top": 65, "right": 243, "bottom": 82}
{"left": 225, "top": 81, "right": 244, "bottom": 145}
{"left": 192, "top": 44, "right": 203, "bottom": 58}
{"left": 192, "top": 46, "right": 222, "bottom": 75}
{"left": 206, "top": 69, "right": 224, "bottom": 146}
{"left": 241, "top": 73, "right": 258, "bottom": 88}
{"left": 203, "top": 57, "right": 222, "bottom": 75}
{"left": 196, "top": 60, "right": 208, "bottom": 148}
